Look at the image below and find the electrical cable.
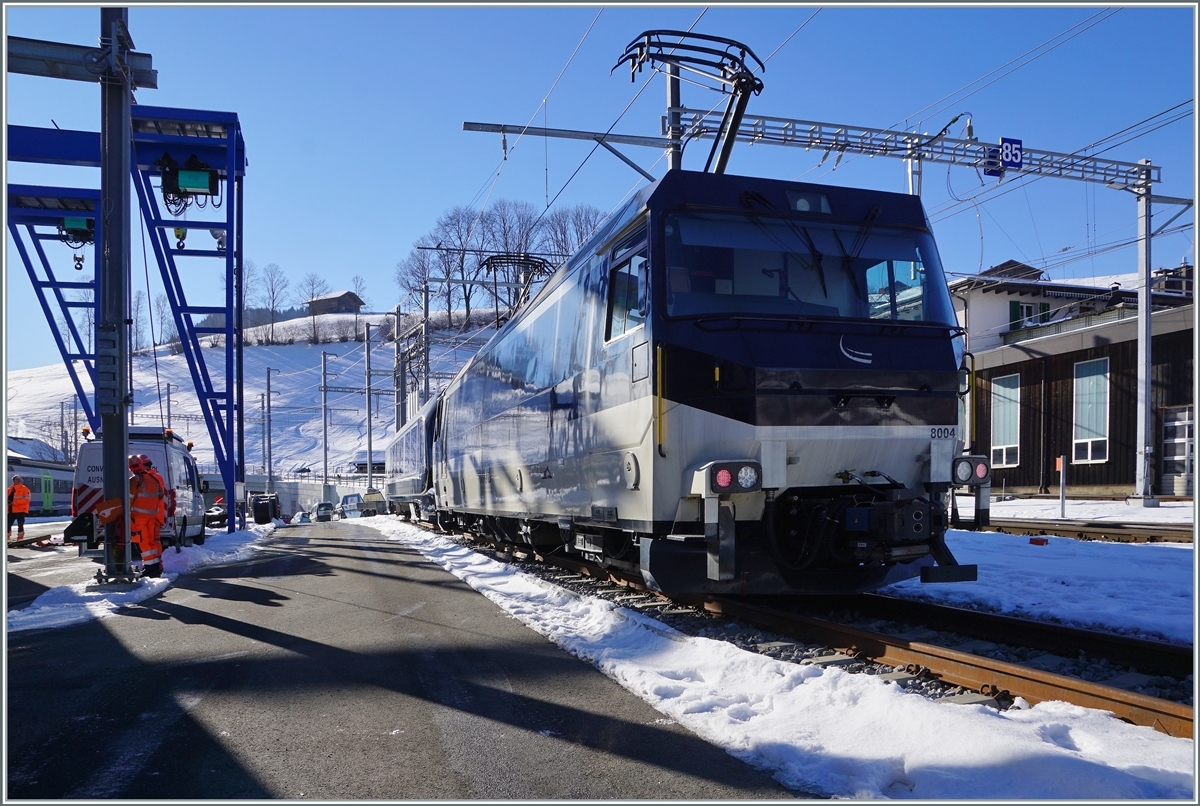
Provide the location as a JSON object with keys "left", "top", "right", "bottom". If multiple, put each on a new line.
{"left": 927, "top": 105, "right": 1193, "bottom": 224}
{"left": 131, "top": 135, "right": 168, "bottom": 430}
{"left": 797, "top": 8, "right": 1122, "bottom": 183}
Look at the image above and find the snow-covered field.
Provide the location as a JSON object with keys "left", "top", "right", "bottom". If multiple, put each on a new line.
{"left": 6, "top": 509, "right": 1194, "bottom": 799}
{"left": 5, "top": 314, "right": 496, "bottom": 473}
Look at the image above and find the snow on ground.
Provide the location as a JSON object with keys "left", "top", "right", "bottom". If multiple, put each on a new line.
{"left": 958, "top": 495, "right": 1196, "bottom": 525}
{"left": 5, "top": 522, "right": 277, "bottom": 633}
{"left": 885, "top": 529, "right": 1194, "bottom": 644}
{"left": 364, "top": 516, "right": 1194, "bottom": 800}
{"left": 6, "top": 509, "right": 1195, "bottom": 797}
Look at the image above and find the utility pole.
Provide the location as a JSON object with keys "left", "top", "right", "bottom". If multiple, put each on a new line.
{"left": 266, "top": 368, "right": 279, "bottom": 490}
{"left": 1106, "top": 165, "right": 1193, "bottom": 507}
{"left": 321, "top": 351, "right": 337, "bottom": 488}
{"left": 259, "top": 393, "right": 265, "bottom": 473}
{"left": 165, "top": 382, "right": 173, "bottom": 429}
{"left": 60, "top": 401, "right": 66, "bottom": 459}
{"left": 72, "top": 399, "right": 79, "bottom": 464}
{"left": 1134, "top": 169, "right": 1154, "bottom": 506}
{"left": 392, "top": 305, "right": 403, "bottom": 429}
{"left": 365, "top": 323, "right": 374, "bottom": 490}
{"left": 97, "top": 7, "right": 135, "bottom": 584}
{"left": 422, "top": 282, "right": 430, "bottom": 404}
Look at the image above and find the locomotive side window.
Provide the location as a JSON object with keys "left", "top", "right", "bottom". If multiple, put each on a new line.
{"left": 606, "top": 251, "right": 647, "bottom": 341}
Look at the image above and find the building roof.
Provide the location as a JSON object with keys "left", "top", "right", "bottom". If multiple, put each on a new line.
{"left": 305, "top": 291, "right": 365, "bottom": 306}
{"left": 979, "top": 260, "right": 1045, "bottom": 281}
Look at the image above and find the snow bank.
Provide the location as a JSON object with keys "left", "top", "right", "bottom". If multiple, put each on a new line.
{"left": 6, "top": 523, "right": 276, "bottom": 633}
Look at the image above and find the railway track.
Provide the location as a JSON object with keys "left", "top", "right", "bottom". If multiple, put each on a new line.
{"left": 465, "top": 531, "right": 1194, "bottom": 739}
{"left": 808, "top": 593, "right": 1192, "bottom": 678}
{"left": 694, "top": 596, "right": 1194, "bottom": 739}
{"left": 960, "top": 517, "right": 1193, "bottom": 544}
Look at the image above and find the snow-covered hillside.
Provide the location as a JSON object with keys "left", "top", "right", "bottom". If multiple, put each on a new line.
{"left": 5, "top": 312, "right": 496, "bottom": 474}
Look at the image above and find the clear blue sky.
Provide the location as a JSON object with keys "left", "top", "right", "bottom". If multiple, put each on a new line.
{"left": 4, "top": 5, "right": 1195, "bottom": 371}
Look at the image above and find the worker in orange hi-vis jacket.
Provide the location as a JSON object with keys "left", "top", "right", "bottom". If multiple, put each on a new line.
{"left": 128, "top": 454, "right": 166, "bottom": 577}
{"left": 7, "top": 475, "right": 31, "bottom": 539}
{"left": 141, "top": 455, "right": 174, "bottom": 523}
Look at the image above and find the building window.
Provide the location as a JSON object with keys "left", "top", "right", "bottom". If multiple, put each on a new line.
{"left": 991, "top": 374, "right": 1020, "bottom": 467}
{"left": 1009, "top": 300, "right": 1050, "bottom": 330}
{"left": 1161, "top": 405, "right": 1193, "bottom": 496}
{"left": 1073, "top": 357, "right": 1109, "bottom": 463}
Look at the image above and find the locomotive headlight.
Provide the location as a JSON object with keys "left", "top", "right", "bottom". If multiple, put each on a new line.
{"left": 953, "top": 459, "right": 973, "bottom": 483}
{"left": 737, "top": 465, "right": 759, "bottom": 489}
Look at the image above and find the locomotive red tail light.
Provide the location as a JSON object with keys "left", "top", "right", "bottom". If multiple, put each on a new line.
{"left": 975, "top": 463, "right": 988, "bottom": 479}
{"left": 715, "top": 469, "right": 733, "bottom": 488}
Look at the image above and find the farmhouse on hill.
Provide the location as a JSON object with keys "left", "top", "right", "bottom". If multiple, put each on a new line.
{"left": 304, "top": 291, "right": 365, "bottom": 316}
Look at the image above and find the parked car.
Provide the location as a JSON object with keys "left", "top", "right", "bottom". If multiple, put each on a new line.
{"left": 314, "top": 502, "right": 334, "bottom": 522}
{"left": 337, "top": 493, "right": 364, "bottom": 519}
{"left": 291, "top": 511, "right": 311, "bottom": 524}
{"left": 205, "top": 503, "right": 228, "bottom": 528}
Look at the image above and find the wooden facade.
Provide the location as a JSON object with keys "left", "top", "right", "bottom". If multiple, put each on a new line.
{"left": 973, "top": 326, "right": 1193, "bottom": 496}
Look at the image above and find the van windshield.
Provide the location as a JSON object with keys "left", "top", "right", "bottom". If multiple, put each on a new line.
{"left": 662, "top": 211, "right": 956, "bottom": 324}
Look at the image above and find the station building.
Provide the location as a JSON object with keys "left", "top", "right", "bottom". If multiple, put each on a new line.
{"left": 951, "top": 259, "right": 1193, "bottom": 497}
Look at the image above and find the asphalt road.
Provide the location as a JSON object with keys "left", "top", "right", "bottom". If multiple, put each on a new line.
{"left": 6, "top": 521, "right": 808, "bottom": 799}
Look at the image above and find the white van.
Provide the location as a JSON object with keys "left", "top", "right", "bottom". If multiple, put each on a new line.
{"left": 73, "top": 426, "right": 208, "bottom": 547}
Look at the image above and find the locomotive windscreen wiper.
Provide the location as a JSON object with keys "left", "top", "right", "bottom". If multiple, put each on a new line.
{"left": 830, "top": 205, "right": 880, "bottom": 300}
{"left": 740, "top": 190, "right": 827, "bottom": 298}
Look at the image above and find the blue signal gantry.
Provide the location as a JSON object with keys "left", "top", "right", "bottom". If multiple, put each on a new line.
{"left": 7, "top": 105, "right": 248, "bottom": 531}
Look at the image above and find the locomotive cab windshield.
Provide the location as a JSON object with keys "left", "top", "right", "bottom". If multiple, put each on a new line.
{"left": 661, "top": 209, "right": 957, "bottom": 326}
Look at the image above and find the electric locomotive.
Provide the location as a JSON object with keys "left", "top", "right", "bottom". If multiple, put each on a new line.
{"left": 420, "top": 169, "right": 988, "bottom": 594}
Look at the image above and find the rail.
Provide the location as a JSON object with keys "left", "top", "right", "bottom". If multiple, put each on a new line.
{"left": 976, "top": 517, "right": 1193, "bottom": 544}
{"left": 466, "top": 532, "right": 1193, "bottom": 738}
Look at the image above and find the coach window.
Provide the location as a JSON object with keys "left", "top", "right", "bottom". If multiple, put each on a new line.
{"left": 991, "top": 374, "right": 1020, "bottom": 467}
{"left": 1073, "top": 357, "right": 1109, "bottom": 462}
{"left": 606, "top": 249, "right": 647, "bottom": 341}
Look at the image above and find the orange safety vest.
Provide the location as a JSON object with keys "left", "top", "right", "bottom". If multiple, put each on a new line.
{"left": 130, "top": 472, "right": 166, "bottom": 521}
{"left": 7, "top": 483, "right": 31, "bottom": 514}
{"left": 148, "top": 468, "right": 172, "bottom": 518}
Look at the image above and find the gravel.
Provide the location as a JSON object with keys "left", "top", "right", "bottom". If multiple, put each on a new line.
{"left": 440, "top": 534, "right": 1194, "bottom": 709}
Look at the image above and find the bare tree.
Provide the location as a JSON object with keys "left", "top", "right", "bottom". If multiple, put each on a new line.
{"left": 395, "top": 235, "right": 437, "bottom": 300}
{"left": 131, "top": 290, "right": 147, "bottom": 350}
{"left": 295, "top": 272, "right": 331, "bottom": 344}
{"left": 484, "top": 199, "right": 543, "bottom": 312}
{"left": 154, "top": 292, "right": 178, "bottom": 344}
{"left": 433, "top": 206, "right": 490, "bottom": 328}
{"left": 70, "top": 275, "right": 95, "bottom": 353}
{"left": 257, "top": 263, "right": 290, "bottom": 343}
{"left": 570, "top": 203, "right": 605, "bottom": 248}
{"left": 351, "top": 274, "right": 370, "bottom": 338}
{"left": 540, "top": 202, "right": 604, "bottom": 262}
{"left": 240, "top": 257, "right": 260, "bottom": 327}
